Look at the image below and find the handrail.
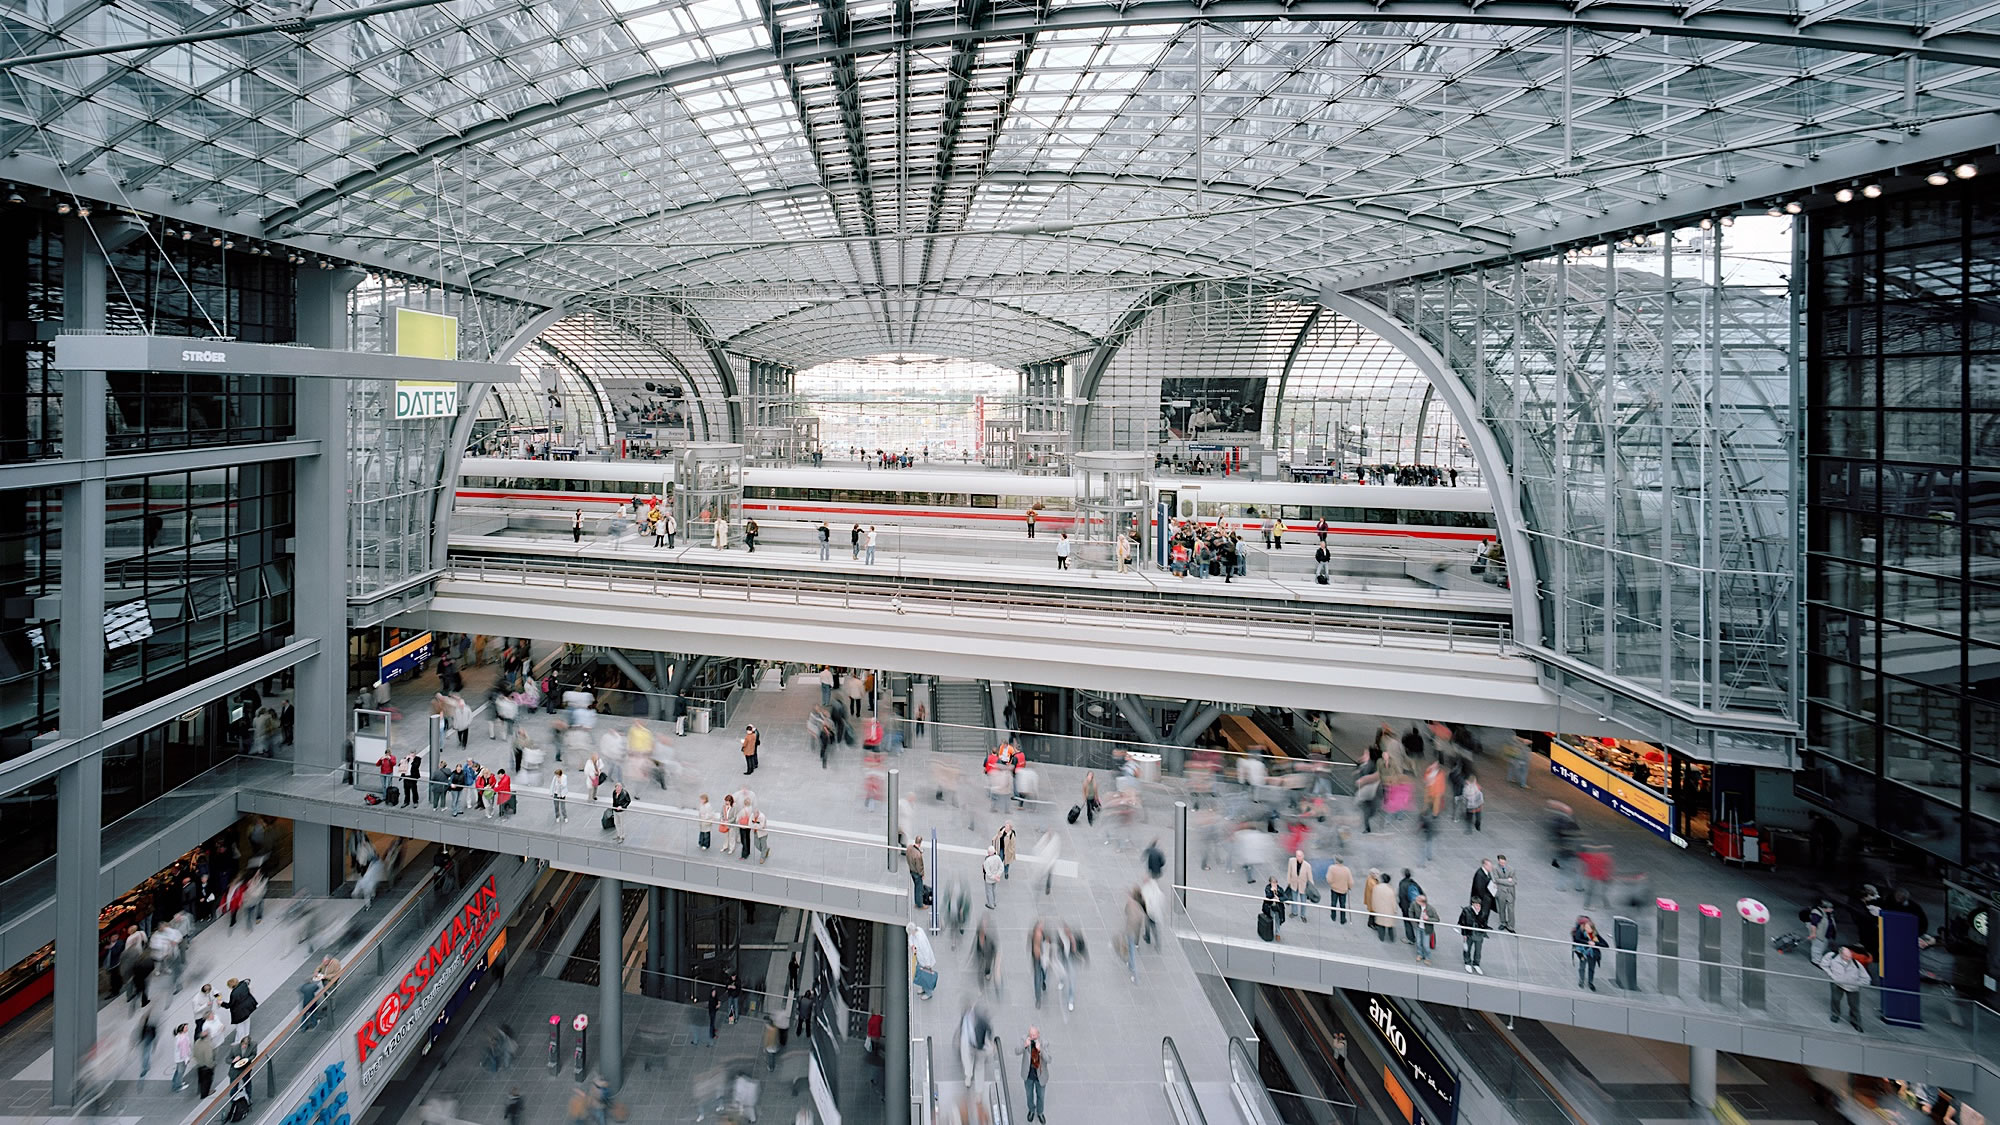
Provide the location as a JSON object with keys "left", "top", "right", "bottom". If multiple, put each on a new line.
{"left": 443, "top": 553, "right": 1514, "bottom": 654}
{"left": 911, "top": 1036, "right": 935, "bottom": 1125}
{"left": 988, "top": 1028, "right": 1013, "bottom": 1125}
{"left": 1227, "top": 1038, "right": 1283, "bottom": 1125}
{"left": 1162, "top": 1037, "right": 1208, "bottom": 1125}
{"left": 187, "top": 852, "right": 476, "bottom": 1125}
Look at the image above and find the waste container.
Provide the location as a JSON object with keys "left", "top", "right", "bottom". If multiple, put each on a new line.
{"left": 691, "top": 708, "right": 712, "bottom": 734}
{"left": 1128, "top": 751, "right": 1162, "bottom": 782}
{"left": 1613, "top": 915, "right": 1639, "bottom": 990}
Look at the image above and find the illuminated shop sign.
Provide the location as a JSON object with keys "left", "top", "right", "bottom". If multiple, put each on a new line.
{"left": 1363, "top": 993, "right": 1457, "bottom": 1124}
{"left": 355, "top": 875, "right": 499, "bottom": 1083}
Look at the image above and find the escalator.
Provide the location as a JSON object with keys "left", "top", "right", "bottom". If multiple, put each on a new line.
{"left": 557, "top": 884, "right": 649, "bottom": 986}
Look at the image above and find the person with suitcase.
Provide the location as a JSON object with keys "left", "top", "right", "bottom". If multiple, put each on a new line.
{"left": 1314, "top": 542, "right": 1332, "bottom": 584}
{"left": 1259, "top": 878, "right": 1285, "bottom": 942}
{"left": 606, "top": 782, "right": 631, "bottom": 842}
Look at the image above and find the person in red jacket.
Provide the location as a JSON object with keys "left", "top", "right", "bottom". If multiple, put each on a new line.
{"left": 494, "top": 769, "right": 513, "bottom": 816}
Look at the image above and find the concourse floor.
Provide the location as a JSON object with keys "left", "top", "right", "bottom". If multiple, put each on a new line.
{"left": 0, "top": 852, "right": 423, "bottom": 1125}
{"left": 305, "top": 663, "right": 1988, "bottom": 1117}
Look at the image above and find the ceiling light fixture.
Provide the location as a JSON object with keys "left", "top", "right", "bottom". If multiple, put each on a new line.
{"left": 1699, "top": 216, "right": 1714, "bottom": 230}
{"left": 5, "top": 186, "right": 23, "bottom": 205}
{"left": 1862, "top": 182, "right": 1883, "bottom": 198}
{"left": 222, "top": 240, "right": 234, "bottom": 249}
{"left": 1834, "top": 185, "right": 1856, "bottom": 203}
{"left": 1767, "top": 203, "right": 1784, "bottom": 217}
{"left": 75, "top": 204, "right": 90, "bottom": 218}
{"left": 1954, "top": 161, "right": 1978, "bottom": 179}
{"left": 211, "top": 236, "right": 223, "bottom": 247}
{"left": 1784, "top": 200, "right": 1803, "bottom": 214}
{"left": 56, "top": 201, "right": 71, "bottom": 215}
{"left": 181, "top": 229, "right": 193, "bottom": 241}
{"left": 1927, "top": 168, "right": 1951, "bottom": 186}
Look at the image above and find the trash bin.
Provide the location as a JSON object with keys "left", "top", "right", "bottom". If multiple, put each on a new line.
{"left": 1613, "top": 915, "right": 1639, "bottom": 991}
{"left": 1128, "top": 751, "right": 1162, "bottom": 782}
{"left": 691, "top": 708, "right": 712, "bottom": 734}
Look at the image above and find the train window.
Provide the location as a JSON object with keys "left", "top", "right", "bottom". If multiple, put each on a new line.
{"left": 968, "top": 493, "right": 998, "bottom": 508}
{"left": 1363, "top": 508, "right": 1400, "bottom": 525}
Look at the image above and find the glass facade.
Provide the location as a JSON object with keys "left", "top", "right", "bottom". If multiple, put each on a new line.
{"left": 1370, "top": 222, "right": 1797, "bottom": 756}
{"left": 100, "top": 466, "right": 296, "bottom": 716}
{"left": 0, "top": 488, "right": 61, "bottom": 760}
{"left": 1800, "top": 183, "right": 2000, "bottom": 871}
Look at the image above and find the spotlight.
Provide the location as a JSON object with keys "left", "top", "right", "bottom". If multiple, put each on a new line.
{"left": 1862, "top": 182, "right": 1882, "bottom": 198}
{"left": 1784, "top": 200, "right": 1803, "bottom": 214}
{"left": 1927, "top": 169, "right": 1951, "bottom": 186}
{"left": 1767, "top": 203, "right": 1784, "bottom": 217}
{"left": 1699, "top": 216, "right": 1713, "bottom": 230}
{"left": 1721, "top": 215, "right": 1734, "bottom": 227}
{"left": 1834, "top": 186, "right": 1855, "bottom": 203}
{"left": 5, "top": 186, "right": 22, "bottom": 205}
{"left": 56, "top": 201, "right": 71, "bottom": 215}
{"left": 75, "top": 204, "right": 90, "bottom": 218}
{"left": 181, "top": 229, "right": 193, "bottom": 240}
{"left": 211, "top": 236, "right": 224, "bottom": 247}
{"left": 1954, "top": 161, "right": 1978, "bottom": 179}
{"left": 222, "top": 240, "right": 234, "bottom": 249}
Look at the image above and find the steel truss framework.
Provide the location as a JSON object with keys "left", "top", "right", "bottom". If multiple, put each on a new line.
{"left": 4, "top": 0, "right": 1999, "bottom": 371}
{"left": 1365, "top": 226, "right": 1799, "bottom": 755}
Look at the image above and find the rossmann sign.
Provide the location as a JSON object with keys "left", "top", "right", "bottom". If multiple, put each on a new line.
{"left": 355, "top": 874, "right": 500, "bottom": 1084}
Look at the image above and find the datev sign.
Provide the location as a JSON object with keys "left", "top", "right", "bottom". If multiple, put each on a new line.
{"left": 1364, "top": 992, "right": 1458, "bottom": 1124}
{"left": 355, "top": 874, "right": 500, "bottom": 1085}
{"left": 393, "top": 381, "right": 458, "bottom": 420}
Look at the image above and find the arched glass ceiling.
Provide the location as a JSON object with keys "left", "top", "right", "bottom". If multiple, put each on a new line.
{"left": 5, "top": 0, "right": 1999, "bottom": 365}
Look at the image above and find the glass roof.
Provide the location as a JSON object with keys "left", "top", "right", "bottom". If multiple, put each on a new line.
{"left": 5, "top": 0, "right": 1998, "bottom": 365}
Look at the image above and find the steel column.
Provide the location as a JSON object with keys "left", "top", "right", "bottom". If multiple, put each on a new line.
{"left": 600, "top": 877, "right": 625, "bottom": 1091}
{"left": 881, "top": 921, "right": 910, "bottom": 1125}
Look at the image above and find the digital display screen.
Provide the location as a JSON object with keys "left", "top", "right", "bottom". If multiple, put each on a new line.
{"left": 103, "top": 600, "right": 155, "bottom": 649}
{"left": 1161, "top": 377, "right": 1266, "bottom": 436}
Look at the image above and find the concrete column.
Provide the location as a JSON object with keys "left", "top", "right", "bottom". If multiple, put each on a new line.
{"left": 51, "top": 754, "right": 102, "bottom": 1111}
{"left": 880, "top": 921, "right": 910, "bottom": 1125}
{"left": 50, "top": 218, "right": 111, "bottom": 1112}
{"left": 291, "top": 266, "right": 362, "bottom": 773}
{"left": 1688, "top": 1045, "right": 1717, "bottom": 1110}
{"left": 292, "top": 824, "right": 343, "bottom": 897}
{"left": 599, "top": 877, "right": 624, "bottom": 1091}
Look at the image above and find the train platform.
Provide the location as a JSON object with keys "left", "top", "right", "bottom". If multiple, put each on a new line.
{"left": 448, "top": 523, "right": 1512, "bottom": 622}
{"left": 234, "top": 663, "right": 1994, "bottom": 1115}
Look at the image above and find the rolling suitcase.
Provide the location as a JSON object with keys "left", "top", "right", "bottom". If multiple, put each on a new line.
{"left": 1256, "top": 912, "right": 1276, "bottom": 943}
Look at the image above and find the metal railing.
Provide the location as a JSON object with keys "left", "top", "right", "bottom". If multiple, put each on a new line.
{"left": 1227, "top": 1037, "right": 1283, "bottom": 1125}
{"left": 1163, "top": 1037, "right": 1207, "bottom": 1125}
{"left": 1176, "top": 882, "right": 2000, "bottom": 1071}
{"left": 189, "top": 852, "right": 496, "bottom": 1125}
{"left": 912, "top": 1036, "right": 935, "bottom": 1125}
{"left": 444, "top": 552, "right": 1515, "bottom": 654}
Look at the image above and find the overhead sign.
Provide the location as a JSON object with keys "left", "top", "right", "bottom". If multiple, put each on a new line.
{"left": 1363, "top": 993, "right": 1457, "bottom": 1124}
{"left": 378, "top": 631, "right": 433, "bottom": 683}
{"left": 1550, "top": 740, "right": 1674, "bottom": 840}
{"left": 394, "top": 307, "right": 459, "bottom": 361}
{"left": 356, "top": 874, "right": 501, "bottom": 1084}
{"left": 394, "top": 382, "right": 458, "bottom": 419}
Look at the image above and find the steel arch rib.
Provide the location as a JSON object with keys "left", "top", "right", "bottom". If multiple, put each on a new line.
{"left": 261, "top": 0, "right": 2000, "bottom": 233}
{"left": 1318, "top": 291, "right": 1544, "bottom": 648}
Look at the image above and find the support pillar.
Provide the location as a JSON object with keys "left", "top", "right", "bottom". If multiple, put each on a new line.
{"left": 51, "top": 754, "right": 102, "bottom": 1111}
{"left": 1113, "top": 695, "right": 1164, "bottom": 746}
{"left": 50, "top": 217, "right": 114, "bottom": 1112}
{"left": 293, "top": 824, "right": 344, "bottom": 897}
{"left": 886, "top": 768, "right": 900, "bottom": 871}
{"left": 292, "top": 266, "right": 364, "bottom": 773}
{"left": 599, "top": 877, "right": 624, "bottom": 1092}
{"left": 644, "top": 887, "right": 665, "bottom": 999}
{"left": 880, "top": 921, "right": 910, "bottom": 1125}
{"left": 1688, "top": 1045, "right": 1717, "bottom": 1110}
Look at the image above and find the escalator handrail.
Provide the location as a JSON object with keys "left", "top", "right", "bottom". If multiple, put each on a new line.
{"left": 1162, "top": 1037, "right": 1208, "bottom": 1125}
{"left": 1226, "top": 1037, "right": 1284, "bottom": 1125}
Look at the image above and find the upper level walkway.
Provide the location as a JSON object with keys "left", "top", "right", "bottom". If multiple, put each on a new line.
{"left": 416, "top": 555, "right": 1564, "bottom": 726}
{"left": 51, "top": 664, "right": 1999, "bottom": 1117}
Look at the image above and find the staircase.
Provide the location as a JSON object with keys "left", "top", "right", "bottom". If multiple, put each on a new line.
{"left": 931, "top": 678, "right": 993, "bottom": 755}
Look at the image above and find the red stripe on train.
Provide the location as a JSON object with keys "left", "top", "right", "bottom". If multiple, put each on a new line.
{"left": 454, "top": 491, "right": 1490, "bottom": 542}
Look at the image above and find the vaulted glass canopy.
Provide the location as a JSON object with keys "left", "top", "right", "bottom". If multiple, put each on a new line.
{"left": 4, "top": 0, "right": 1998, "bottom": 365}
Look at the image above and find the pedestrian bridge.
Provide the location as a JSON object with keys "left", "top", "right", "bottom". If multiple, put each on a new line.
{"left": 417, "top": 555, "right": 1574, "bottom": 728}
